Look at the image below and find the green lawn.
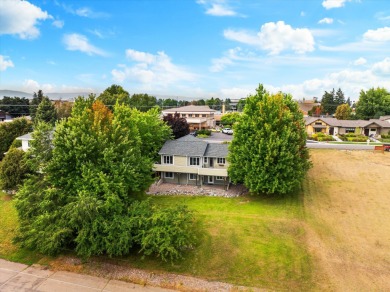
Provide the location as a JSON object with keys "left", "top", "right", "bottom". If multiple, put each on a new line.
{"left": 0, "top": 191, "right": 47, "bottom": 264}
{"left": 0, "top": 191, "right": 313, "bottom": 290}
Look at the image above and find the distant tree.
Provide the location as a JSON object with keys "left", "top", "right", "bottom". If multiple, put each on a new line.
{"left": 97, "top": 84, "right": 130, "bottom": 109}
{"left": 34, "top": 97, "right": 57, "bottom": 125}
{"left": 161, "top": 98, "right": 178, "bottom": 108}
{"left": 0, "top": 148, "right": 30, "bottom": 191}
{"left": 335, "top": 104, "right": 352, "bottom": 120}
{"left": 321, "top": 89, "right": 336, "bottom": 115}
{"left": 228, "top": 84, "right": 311, "bottom": 195}
{"left": 346, "top": 97, "right": 351, "bottom": 107}
{"left": 0, "top": 117, "right": 33, "bottom": 160}
{"left": 206, "top": 97, "right": 222, "bottom": 111}
{"left": 54, "top": 100, "right": 73, "bottom": 120}
{"left": 197, "top": 99, "right": 206, "bottom": 106}
{"left": 163, "top": 113, "right": 190, "bottom": 139}
{"left": 355, "top": 87, "right": 390, "bottom": 119}
{"left": 129, "top": 93, "right": 157, "bottom": 112}
{"left": 335, "top": 88, "right": 346, "bottom": 105}
{"left": 237, "top": 98, "right": 246, "bottom": 112}
{"left": 0, "top": 96, "right": 30, "bottom": 117}
{"left": 220, "top": 112, "right": 241, "bottom": 126}
{"left": 30, "top": 90, "right": 44, "bottom": 120}
{"left": 308, "top": 105, "right": 323, "bottom": 117}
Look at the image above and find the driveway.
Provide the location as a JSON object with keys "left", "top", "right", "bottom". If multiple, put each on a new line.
{"left": 0, "top": 259, "right": 173, "bottom": 291}
{"left": 201, "top": 131, "right": 233, "bottom": 143}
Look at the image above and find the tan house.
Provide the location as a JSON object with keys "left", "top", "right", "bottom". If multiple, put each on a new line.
{"left": 305, "top": 117, "right": 390, "bottom": 137}
{"left": 153, "top": 135, "right": 229, "bottom": 188}
{"left": 162, "top": 105, "right": 216, "bottom": 130}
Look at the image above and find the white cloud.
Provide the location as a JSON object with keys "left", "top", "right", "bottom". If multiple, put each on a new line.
{"left": 58, "top": 2, "right": 109, "bottom": 18}
{"left": 318, "top": 17, "right": 334, "bottom": 24}
{"left": 0, "top": 0, "right": 51, "bottom": 39}
{"left": 209, "top": 47, "right": 247, "bottom": 72}
{"left": 363, "top": 27, "right": 390, "bottom": 42}
{"left": 322, "top": 0, "right": 351, "bottom": 9}
{"left": 353, "top": 57, "right": 367, "bottom": 66}
{"left": 224, "top": 21, "right": 315, "bottom": 55}
{"left": 300, "top": 11, "right": 305, "bottom": 17}
{"left": 21, "top": 79, "right": 95, "bottom": 94}
{"left": 0, "top": 55, "right": 14, "bottom": 71}
{"left": 52, "top": 20, "right": 64, "bottom": 28}
{"left": 63, "top": 33, "right": 107, "bottom": 56}
{"left": 197, "top": 0, "right": 239, "bottom": 17}
{"left": 126, "top": 49, "right": 155, "bottom": 64}
{"left": 112, "top": 50, "right": 196, "bottom": 88}
{"left": 372, "top": 58, "right": 390, "bottom": 75}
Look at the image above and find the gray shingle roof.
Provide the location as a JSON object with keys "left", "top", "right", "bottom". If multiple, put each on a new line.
{"left": 158, "top": 135, "right": 228, "bottom": 158}
{"left": 158, "top": 135, "right": 208, "bottom": 156}
{"left": 205, "top": 143, "right": 228, "bottom": 158}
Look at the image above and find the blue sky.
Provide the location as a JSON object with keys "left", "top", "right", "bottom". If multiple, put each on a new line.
{"left": 1, "top": 0, "right": 389, "bottom": 100}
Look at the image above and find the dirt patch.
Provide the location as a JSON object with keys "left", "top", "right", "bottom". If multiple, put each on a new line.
{"left": 147, "top": 182, "right": 249, "bottom": 198}
{"left": 304, "top": 150, "right": 390, "bottom": 291}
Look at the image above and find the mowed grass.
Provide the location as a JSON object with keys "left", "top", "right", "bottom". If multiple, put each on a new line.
{"left": 118, "top": 194, "right": 313, "bottom": 290}
{"left": 0, "top": 191, "right": 46, "bottom": 264}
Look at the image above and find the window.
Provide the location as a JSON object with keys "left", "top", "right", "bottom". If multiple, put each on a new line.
{"left": 216, "top": 176, "right": 224, "bottom": 180}
{"left": 182, "top": 114, "right": 186, "bottom": 118}
{"left": 195, "top": 114, "right": 199, "bottom": 117}
{"left": 315, "top": 122, "right": 322, "bottom": 125}
{"left": 202, "top": 114, "right": 206, "bottom": 117}
{"left": 189, "top": 157, "right": 200, "bottom": 166}
{"left": 163, "top": 155, "right": 173, "bottom": 164}
{"left": 217, "top": 157, "right": 225, "bottom": 165}
{"left": 204, "top": 157, "right": 208, "bottom": 164}
{"left": 345, "top": 128, "right": 355, "bottom": 133}
{"left": 189, "top": 173, "right": 196, "bottom": 180}
{"left": 164, "top": 172, "right": 174, "bottom": 179}
{"left": 189, "top": 114, "right": 193, "bottom": 117}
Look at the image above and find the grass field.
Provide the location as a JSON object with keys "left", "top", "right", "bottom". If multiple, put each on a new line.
{"left": 1, "top": 149, "right": 389, "bottom": 291}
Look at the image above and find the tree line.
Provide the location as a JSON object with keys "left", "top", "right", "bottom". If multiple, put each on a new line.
{"left": 309, "top": 87, "right": 390, "bottom": 120}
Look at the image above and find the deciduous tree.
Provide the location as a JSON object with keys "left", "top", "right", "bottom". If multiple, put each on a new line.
{"left": 163, "top": 112, "right": 189, "bottom": 139}
{"left": 335, "top": 103, "right": 352, "bottom": 120}
{"left": 355, "top": 87, "right": 390, "bottom": 119}
{"left": 0, "top": 117, "right": 32, "bottom": 160}
{"left": 0, "top": 96, "right": 30, "bottom": 117}
{"left": 129, "top": 93, "right": 157, "bottom": 112}
{"left": 220, "top": 112, "right": 241, "bottom": 126}
{"left": 97, "top": 84, "right": 130, "bottom": 109}
{"left": 0, "top": 148, "right": 30, "bottom": 191}
{"left": 228, "top": 84, "right": 311, "bottom": 195}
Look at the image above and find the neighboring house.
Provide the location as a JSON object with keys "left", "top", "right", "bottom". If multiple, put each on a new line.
{"left": 305, "top": 117, "right": 390, "bottom": 137}
{"left": 16, "top": 133, "right": 34, "bottom": 152}
{"left": 0, "top": 110, "right": 12, "bottom": 122}
{"left": 297, "top": 98, "right": 320, "bottom": 117}
{"left": 153, "top": 135, "right": 230, "bottom": 188}
{"left": 380, "top": 116, "right": 390, "bottom": 123}
{"left": 162, "top": 105, "right": 216, "bottom": 130}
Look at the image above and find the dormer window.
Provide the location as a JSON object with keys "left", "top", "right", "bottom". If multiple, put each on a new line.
{"left": 217, "top": 157, "right": 225, "bottom": 165}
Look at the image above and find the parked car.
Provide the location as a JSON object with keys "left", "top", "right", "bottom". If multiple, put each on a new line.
{"left": 189, "top": 131, "right": 198, "bottom": 137}
{"left": 384, "top": 144, "right": 390, "bottom": 152}
{"left": 222, "top": 128, "right": 233, "bottom": 135}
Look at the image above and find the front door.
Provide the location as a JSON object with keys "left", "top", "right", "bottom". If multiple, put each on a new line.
{"left": 329, "top": 127, "right": 334, "bottom": 135}
{"left": 208, "top": 176, "right": 214, "bottom": 184}
{"left": 209, "top": 158, "right": 214, "bottom": 168}
{"left": 364, "top": 129, "right": 369, "bottom": 136}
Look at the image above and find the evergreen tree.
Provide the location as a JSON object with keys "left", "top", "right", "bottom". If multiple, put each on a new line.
{"left": 228, "top": 84, "right": 311, "bottom": 195}
{"left": 321, "top": 89, "right": 336, "bottom": 115}
{"left": 335, "top": 88, "right": 346, "bottom": 105}
{"left": 34, "top": 97, "right": 57, "bottom": 125}
{"left": 0, "top": 148, "right": 30, "bottom": 191}
{"left": 30, "top": 90, "right": 44, "bottom": 120}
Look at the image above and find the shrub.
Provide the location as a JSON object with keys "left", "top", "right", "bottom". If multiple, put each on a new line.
{"left": 0, "top": 148, "right": 30, "bottom": 191}
{"left": 197, "top": 129, "right": 211, "bottom": 136}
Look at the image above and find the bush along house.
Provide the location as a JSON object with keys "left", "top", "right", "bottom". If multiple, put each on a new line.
{"left": 153, "top": 135, "right": 230, "bottom": 189}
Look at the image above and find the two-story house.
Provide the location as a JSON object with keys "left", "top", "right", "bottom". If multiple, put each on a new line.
{"left": 153, "top": 135, "right": 229, "bottom": 188}
{"left": 162, "top": 105, "right": 216, "bottom": 130}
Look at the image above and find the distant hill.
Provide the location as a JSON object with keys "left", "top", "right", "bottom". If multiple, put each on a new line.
{"left": 0, "top": 90, "right": 94, "bottom": 100}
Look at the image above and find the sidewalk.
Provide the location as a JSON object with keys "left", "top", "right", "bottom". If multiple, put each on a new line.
{"left": 0, "top": 259, "right": 173, "bottom": 292}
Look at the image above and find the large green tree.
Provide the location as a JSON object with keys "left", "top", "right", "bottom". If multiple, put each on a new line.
{"left": 228, "top": 84, "right": 311, "bottom": 195}
{"left": 30, "top": 90, "right": 44, "bottom": 120}
{"left": 14, "top": 99, "right": 192, "bottom": 260}
{"left": 220, "top": 112, "right": 241, "bottom": 126}
{"left": 355, "top": 87, "right": 390, "bottom": 119}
